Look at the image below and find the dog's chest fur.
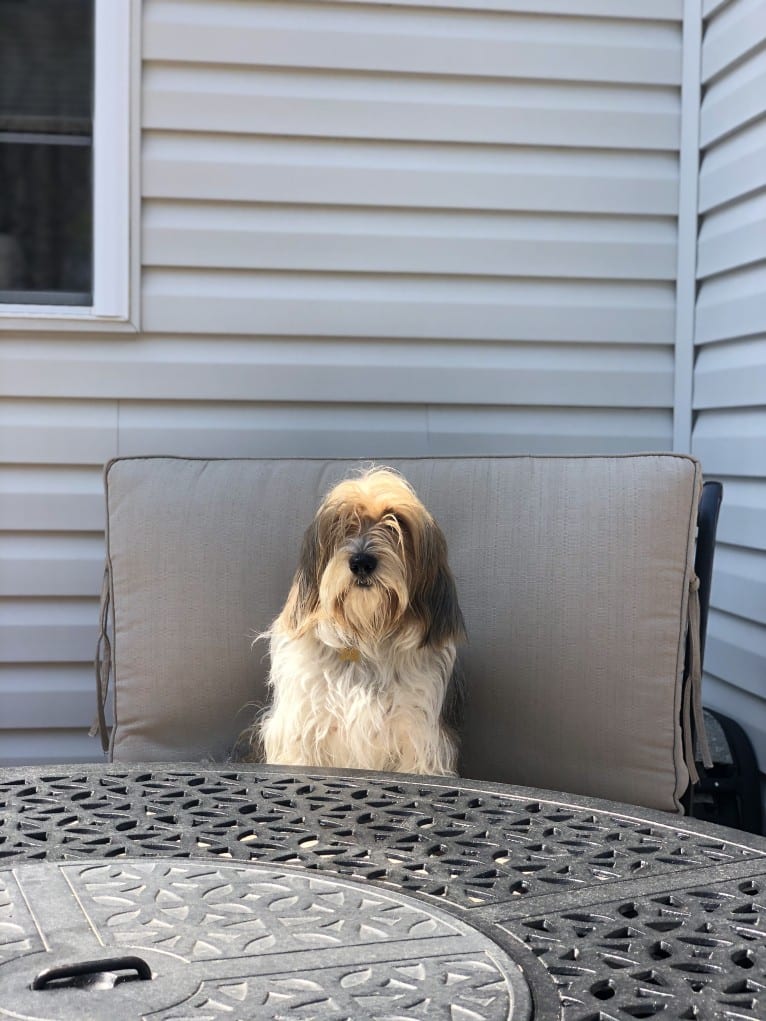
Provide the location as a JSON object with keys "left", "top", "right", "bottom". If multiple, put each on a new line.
{"left": 262, "top": 627, "right": 457, "bottom": 773}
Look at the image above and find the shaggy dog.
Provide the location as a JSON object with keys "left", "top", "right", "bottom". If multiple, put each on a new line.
{"left": 251, "top": 468, "right": 465, "bottom": 775}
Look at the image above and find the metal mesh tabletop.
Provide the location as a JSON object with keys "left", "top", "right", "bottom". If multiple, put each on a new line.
{"left": 1, "top": 763, "right": 766, "bottom": 1020}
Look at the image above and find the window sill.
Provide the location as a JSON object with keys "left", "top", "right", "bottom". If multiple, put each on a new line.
{"left": 0, "top": 308, "right": 139, "bottom": 333}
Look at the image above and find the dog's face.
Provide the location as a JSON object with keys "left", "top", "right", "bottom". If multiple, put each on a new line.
{"left": 284, "top": 468, "right": 464, "bottom": 649}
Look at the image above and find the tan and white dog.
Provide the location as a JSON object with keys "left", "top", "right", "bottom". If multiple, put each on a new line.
{"left": 251, "top": 467, "right": 465, "bottom": 775}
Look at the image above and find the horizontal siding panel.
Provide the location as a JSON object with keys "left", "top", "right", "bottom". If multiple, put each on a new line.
{"left": 0, "top": 601, "right": 99, "bottom": 664}
{"left": 314, "top": 0, "right": 682, "bottom": 17}
{"left": 695, "top": 263, "right": 766, "bottom": 343}
{"left": 0, "top": 468, "right": 104, "bottom": 532}
{"left": 0, "top": 731, "right": 103, "bottom": 766}
{"left": 709, "top": 544, "right": 766, "bottom": 624}
{"left": 693, "top": 410, "right": 766, "bottom": 476}
{"left": 0, "top": 536, "right": 104, "bottom": 597}
{"left": 144, "top": 65, "right": 679, "bottom": 151}
{"left": 703, "top": 0, "right": 731, "bottom": 18}
{"left": 697, "top": 192, "right": 766, "bottom": 278}
{"left": 0, "top": 667, "right": 97, "bottom": 729}
{"left": 694, "top": 337, "right": 766, "bottom": 407}
{"left": 426, "top": 406, "right": 672, "bottom": 454}
{"left": 0, "top": 339, "right": 673, "bottom": 407}
{"left": 144, "top": 1, "right": 681, "bottom": 86}
{"left": 701, "top": 0, "right": 766, "bottom": 84}
{"left": 0, "top": 492, "right": 103, "bottom": 533}
{"left": 143, "top": 134, "right": 680, "bottom": 217}
{"left": 700, "top": 46, "right": 766, "bottom": 147}
{"left": 0, "top": 400, "right": 118, "bottom": 465}
{"left": 705, "top": 610, "right": 766, "bottom": 701}
{"left": 144, "top": 203, "right": 677, "bottom": 281}
{"left": 698, "top": 116, "right": 766, "bottom": 212}
{"left": 142, "top": 270, "right": 676, "bottom": 342}
{"left": 713, "top": 478, "right": 766, "bottom": 551}
{"left": 116, "top": 402, "right": 672, "bottom": 459}
{"left": 119, "top": 402, "right": 432, "bottom": 459}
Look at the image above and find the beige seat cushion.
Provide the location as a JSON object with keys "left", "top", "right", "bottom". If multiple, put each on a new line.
{"left": 100, "top": 454, "right": 702, "bottom": 813}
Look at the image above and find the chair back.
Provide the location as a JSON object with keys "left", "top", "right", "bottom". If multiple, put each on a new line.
{"left": 98, "top": 454, "right": 704, "bottom": 813}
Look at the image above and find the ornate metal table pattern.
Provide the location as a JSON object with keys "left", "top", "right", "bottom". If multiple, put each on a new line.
{"left": 1, "top": 764, "right": 766, "bottom": 1021}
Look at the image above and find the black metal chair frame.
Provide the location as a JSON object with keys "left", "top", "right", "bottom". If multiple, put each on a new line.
{"left": 687, "top": 480, "right": 762, "bottom": 834}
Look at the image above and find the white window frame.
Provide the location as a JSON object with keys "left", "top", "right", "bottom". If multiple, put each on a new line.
{"left": 0, "top": 0, "right": 139, "bottom": 331}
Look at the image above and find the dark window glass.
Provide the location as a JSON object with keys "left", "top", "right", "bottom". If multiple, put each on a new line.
{"left": 0, "top": 0, "right": 93, "bottom": 305}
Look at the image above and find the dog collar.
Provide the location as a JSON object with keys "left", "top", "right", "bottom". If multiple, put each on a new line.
{"left": 338, "top": 647, "right": 361, "bottom": 663}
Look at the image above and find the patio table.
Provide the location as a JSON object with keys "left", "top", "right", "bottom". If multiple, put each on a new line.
{"left": 1, "top": 763, "right": 765, "bottom": 1020}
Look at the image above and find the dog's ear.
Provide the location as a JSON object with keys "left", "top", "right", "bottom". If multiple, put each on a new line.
{"left": 410, "top": 520, "right": 465, "bottom": 649}
{"left": 284, "top": 516, "right": 324, "bottom": 633}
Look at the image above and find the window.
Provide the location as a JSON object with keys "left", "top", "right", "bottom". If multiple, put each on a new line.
{"left": 0, "top": 0, "right": 133, "bottom": 324}
{"left": 0, "top": 0, "right": 93, "bottom": 305}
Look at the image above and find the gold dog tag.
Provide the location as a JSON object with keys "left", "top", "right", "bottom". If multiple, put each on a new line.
{"left": 338, "top": 647, "right": 361, "bottom": 663}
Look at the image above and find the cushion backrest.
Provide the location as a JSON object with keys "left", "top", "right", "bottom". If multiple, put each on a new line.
{"left": 101, "top": 454, "right": 701, "bottom": 813}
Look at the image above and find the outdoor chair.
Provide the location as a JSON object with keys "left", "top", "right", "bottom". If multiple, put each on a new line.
{"left": 93, "top": 454, "right": 760, "bottom": 829}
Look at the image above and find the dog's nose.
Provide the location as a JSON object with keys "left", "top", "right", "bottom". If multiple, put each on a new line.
{"left": 349, "top": 550, "right": 378, "bottom": 578}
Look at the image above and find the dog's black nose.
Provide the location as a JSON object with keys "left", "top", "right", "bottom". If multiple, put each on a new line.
{"left": 349, "top": 550, "right": 378, "bottom": 578}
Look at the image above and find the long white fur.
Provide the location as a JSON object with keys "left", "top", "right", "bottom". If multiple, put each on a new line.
{"left": 260, "top": 626, "right": 458, "bottom": 774}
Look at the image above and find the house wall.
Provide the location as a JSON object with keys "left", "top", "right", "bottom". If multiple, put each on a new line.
{"left": 693, "top": 0, "right": 766, "bottom": 802}
{"left": 1, "top": 0, "right": 688, "bottom": 763}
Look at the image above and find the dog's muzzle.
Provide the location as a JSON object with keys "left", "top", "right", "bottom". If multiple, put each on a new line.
{"left": 349, "top": 548, "right": 378, "bottom": 586}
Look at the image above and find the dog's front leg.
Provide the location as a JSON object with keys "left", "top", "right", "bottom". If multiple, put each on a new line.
{"left": 386, "top": 712, "right": 458, "bottom": 777}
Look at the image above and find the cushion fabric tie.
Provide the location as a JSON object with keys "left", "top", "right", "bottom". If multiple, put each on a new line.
{"left": 90, "top": 564, "right": 112, "bottom": 752}
{"left": 684, "top": 573, "right": 713, "bottom": 784}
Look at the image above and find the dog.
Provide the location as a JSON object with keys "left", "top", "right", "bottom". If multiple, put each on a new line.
{"left": 250, "top": 467, "right": 465, "bottom": 775}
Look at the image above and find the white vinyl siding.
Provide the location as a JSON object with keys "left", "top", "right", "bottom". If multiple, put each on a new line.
{"left": 1, "top": 0, "right": 688, "bottom": 763}
{"left": 693, "top": 0, "right": 766, "bottom": 806}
